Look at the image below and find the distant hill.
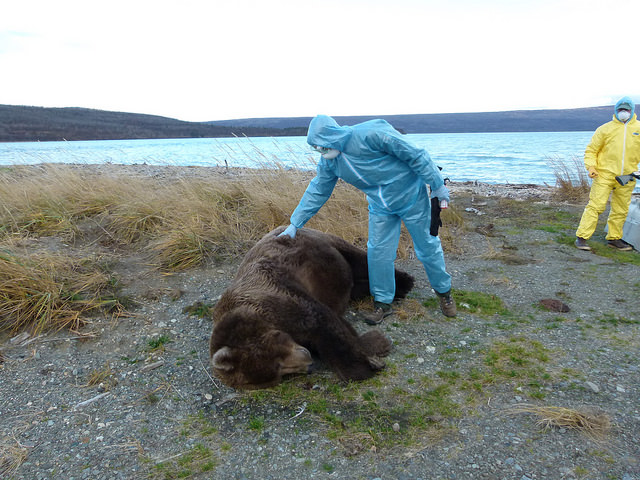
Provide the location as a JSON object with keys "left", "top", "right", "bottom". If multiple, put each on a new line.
{"left": 0, "top": 105, "right": 307, "bottom": 142}
{"left": 208, "top": 106, "right": 615, "bottom": 134}
{"left": 0, "top": 103, "right": 617, "bottom": 143}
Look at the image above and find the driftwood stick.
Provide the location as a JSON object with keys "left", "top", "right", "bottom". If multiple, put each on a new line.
{"left": 73, "top": 392, "right": 110, "bottom": 410}
{"left": 140, "top": 360, "right": 165, "bottom": 372}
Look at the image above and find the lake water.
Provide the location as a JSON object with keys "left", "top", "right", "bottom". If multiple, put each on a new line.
{"left": 0, "top": 131, "right": 596, "bottom": 186}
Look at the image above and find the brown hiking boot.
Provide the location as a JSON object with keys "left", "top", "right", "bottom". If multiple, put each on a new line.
{"left": 364, "top": 301, "right": 393, "bottom": 325}
{"left": 607, "top": 239, "right": 633, "bottom": 251}
{"left": 437, "top": 291, "right": 457, "bottom": 317}
{"left": 575, "top": 237, "right": 591, "bottom": 251}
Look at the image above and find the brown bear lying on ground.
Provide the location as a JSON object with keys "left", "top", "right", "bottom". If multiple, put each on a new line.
{"left": 209, "top": 227, "right": 414, "bottom": 389}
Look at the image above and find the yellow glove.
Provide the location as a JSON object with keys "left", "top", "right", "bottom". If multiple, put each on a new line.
{"left": 587, "top": 166, "right": 598, "bottom": 178}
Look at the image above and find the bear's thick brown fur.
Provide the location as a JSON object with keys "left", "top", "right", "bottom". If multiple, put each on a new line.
{"left": 209, "top": 227, "right": 414, "bottom": 389}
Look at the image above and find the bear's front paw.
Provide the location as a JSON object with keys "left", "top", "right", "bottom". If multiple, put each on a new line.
{"left": 360, "top": 330, "right": 392, "bottom": 357}
{"left": 367, "top": 355, "right": 386, "bottom": 371}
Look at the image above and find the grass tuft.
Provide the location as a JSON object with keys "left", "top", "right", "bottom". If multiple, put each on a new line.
{"left": 546, "top": 155, "right": 590, "bottom": 203}
{"left": 0, "top": 250, "right": 127, "bottom": 334}
{"left": 423, "top": 289, "right": 507, "bottom": 316}
{"left": 86, "top": 363, "right": 117, "bottom": 391}
{"left": 507, "top": 404, "right": 611, "bottom": 441}
{"left": 0, "top": 439, "right": 28, "bottom": 478}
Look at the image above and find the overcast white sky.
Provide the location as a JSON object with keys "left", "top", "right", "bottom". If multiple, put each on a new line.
{"left": 1, "top": 0, "right": 639, "bottom": 122}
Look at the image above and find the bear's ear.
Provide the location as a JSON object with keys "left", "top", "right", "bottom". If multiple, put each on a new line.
{"left": 211, "top": 347, "right": 234, "bottom": 371}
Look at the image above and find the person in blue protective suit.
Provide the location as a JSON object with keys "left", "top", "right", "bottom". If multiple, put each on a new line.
{"left": 279, "top": 115, "right": 456, "bottom": 323}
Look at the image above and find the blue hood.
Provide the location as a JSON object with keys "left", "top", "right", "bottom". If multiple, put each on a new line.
{"left": 615, "top": 96, "right": 635, "bottom": 121}
{"left": 306, "top": 115, "right": 352, "bottom": 151}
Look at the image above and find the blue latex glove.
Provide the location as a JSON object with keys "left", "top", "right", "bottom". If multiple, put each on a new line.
{"left": 278, "top": 224, "right": 297, "bottom": 239}
{"left": 430, "top": 184, "right": 450, "bottom": 203}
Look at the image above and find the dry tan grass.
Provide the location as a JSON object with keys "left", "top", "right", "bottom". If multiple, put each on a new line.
{"left": 0, "top": 163, "right": 428, "bottom": 265}
{"left": 0, "top": 162, "right": 462, "bottom": 332}
{"left": 547, "top": 156, "right": 590, "bottom": 203}
{"left": 0, "top": 439, "right": 28, "bottom": 478}
{"left": 0, "top": 249, "right": 125, "bottom": 334}
{"left": 482, "top": 274, "right": 516, "bottom": 289}
{"left": 394, "top": 298, "right": 433, "bottom": 322}
{"left": 85, "top": 363, "right": 118, "bottom": 391}
{"left": 507, "top": 404, "right": 611, "bottom": 441}
{"left": 438, "top": 206, "right": 465, "bottom": 254}
{"left": 480, "top": 240, "right": 531, "bottom": 265}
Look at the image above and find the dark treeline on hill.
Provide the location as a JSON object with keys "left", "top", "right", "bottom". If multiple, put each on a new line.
{"left": 0, "top": 103, "right": 616, "bottom": 142}
{"left": 208, "top": 106, "right": 615, "bottom": 134}
{"left": 0, "top": 105, "right": 307, "bottom": 142}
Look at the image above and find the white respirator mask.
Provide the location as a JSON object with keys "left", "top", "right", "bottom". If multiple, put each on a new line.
{"left": 617, "top": 110, "right": 631, "bottom": 122}
{"left": 313, "top": 146, "right": 340, "bottom": 160}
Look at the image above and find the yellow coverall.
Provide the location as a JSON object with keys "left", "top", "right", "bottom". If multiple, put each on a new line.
{"left": 576, "top": 112, "right": 640, "bottom": 240}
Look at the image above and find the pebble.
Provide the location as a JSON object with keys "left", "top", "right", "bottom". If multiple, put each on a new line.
{"left": 585, "top": 381, "right": 600, "bottom": 393}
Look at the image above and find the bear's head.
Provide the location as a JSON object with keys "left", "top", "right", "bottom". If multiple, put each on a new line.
{"left": 210, "top": 311, "right": 313, "bottom": 389}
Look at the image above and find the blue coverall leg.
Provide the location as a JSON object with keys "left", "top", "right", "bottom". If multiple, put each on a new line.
{"left": 367, "top": 187, "right": 452, "bottom": 304}
{"left": 367, "top": 212, "right": 402, "bottom": 305}
{"left": 403, "top": 188, "right": 452, "bottom": 295}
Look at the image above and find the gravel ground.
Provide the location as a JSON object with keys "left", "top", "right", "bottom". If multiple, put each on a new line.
{"left": 1, "top": 169, "right": 639, "bottom": 480}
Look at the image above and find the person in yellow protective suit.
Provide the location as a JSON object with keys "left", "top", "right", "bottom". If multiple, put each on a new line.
{"left": 575, "top": 96, "right": 640, "bottom": 251}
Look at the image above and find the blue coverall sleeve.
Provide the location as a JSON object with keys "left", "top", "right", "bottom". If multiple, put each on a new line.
{"left": 368, "top": 131, "right": 445, "bottom": 189}
{"left": 289, "top": 163, "right": 339, "bottom": 228}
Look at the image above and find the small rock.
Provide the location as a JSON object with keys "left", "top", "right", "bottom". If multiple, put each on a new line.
{"left": 392, "top": 423, "right": 400, "bottom": 432}
{"left": 585, "top": 381, "right": 600, "bottom": 393}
